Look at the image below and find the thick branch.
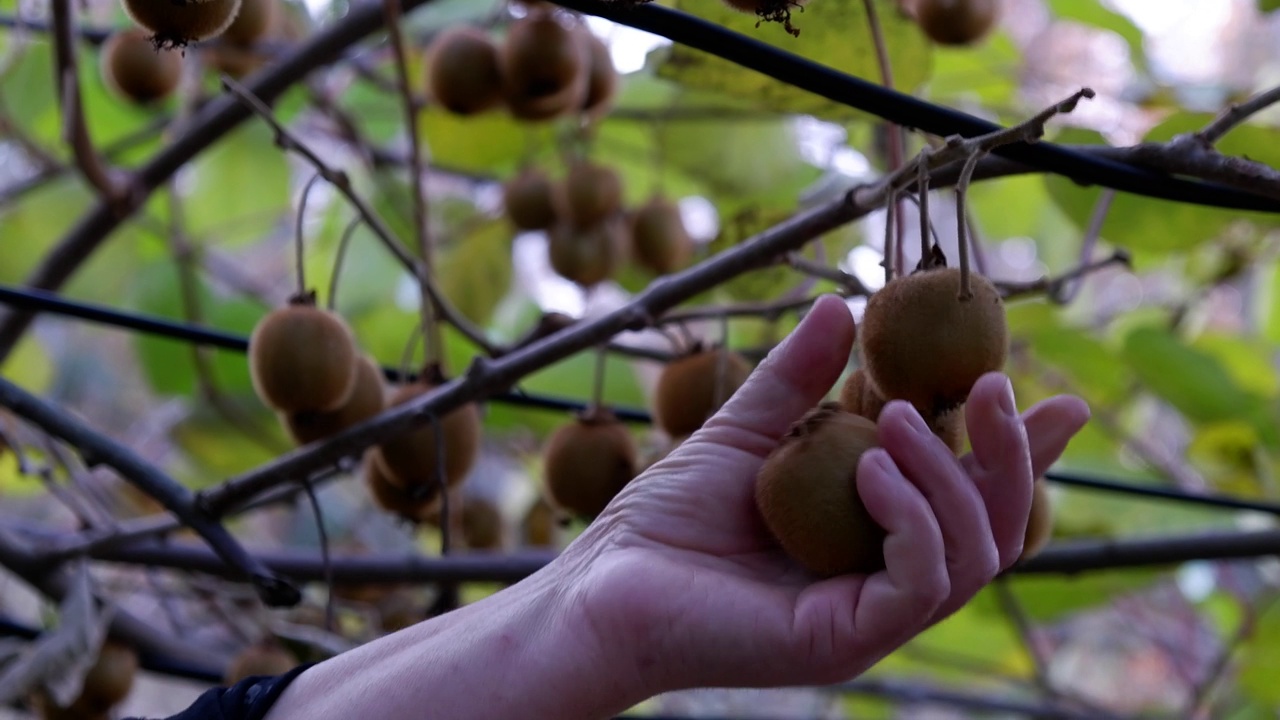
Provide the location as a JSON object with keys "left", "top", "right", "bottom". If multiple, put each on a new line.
{"left": 0, "top": 377, "right": 299, "bottom": 606}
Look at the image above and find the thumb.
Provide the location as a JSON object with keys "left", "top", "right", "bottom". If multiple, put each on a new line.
{"left": 699, "top": 294, "right": 856, "bottom": 456}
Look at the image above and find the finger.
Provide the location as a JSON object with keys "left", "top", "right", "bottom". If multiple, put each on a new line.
{"left": 698, "top": 295, "right": 855, "bottom": 456}
{"left": 792, "top": 449, "right": 949, "bottom": 674}
{"left": 1022, "top": 396, "right": 1092, "bottom": 479}
{"left": 877, "top": 401, "right": 999, "bottom": 615}
{"left": 962, "top": 374, "right": 1034, "bottom": 569}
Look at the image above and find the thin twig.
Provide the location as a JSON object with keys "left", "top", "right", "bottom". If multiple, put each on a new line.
{"left": 998, "top": 249, "right": 1131, "bottom": 300}
{"left": 1055, "top": 189, "right": 1115, "bottom": 304}
{"left": 785, "top": 254, "right": 870, "bottom": 294}
{"left": 328, "top": 217, "right": 363, "bottom": 312}
{"left": 1197, "top": 84, "right": 1280, "bottom": 145}
{"left": 294, "top": 172, "right": 324, "bottom": 299}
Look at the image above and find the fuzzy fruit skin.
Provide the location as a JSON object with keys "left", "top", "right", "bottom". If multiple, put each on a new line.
{"left": 755, "top": 404, "right": 887, "bottom": 576}
{"left": 372, "top": 382, "right": 481, "bottom": 492}
{"left": 204, "top": 0, "right": 280, "bottom": 76}
{"left": 365, "top": 453, "right": 441, "bottom": 522}
{"left": 916, "top": 0, "right": 999, "bottom": 46}
{"left": 218, "top": 0, "right": 276, "bottom": 45}
{"left": 859, "top": 267, "right": 1008, "bottom": 418}
{"left": 101, "top": 29, "right": 182, "bottom": 105}
{"left": 283, "top": 354, "right": 385, "bottom": 445}
{"left": 500, "top": 11, "right": 587, "bottom": 121}
{"left": 559, "top": 161, "right": 622, "bottom": 229}
{"left": 461, "top": 497, "right": 505, "bottom": 550}
{"left": 837, "top": 368, "right": 887, "bottom": 422}
{"left": 503, "top": 167, "right": 558, "bottom": 230}
{"left": 248, "top": 303, "right": 359, "bottom": 414}
{"left": 1019, "top": 478, "right": 1054, "bottom": 561}
{"left": 934, "top": 407, "right": 966, "bottom": 455}
{"left": 547, "top": 219, "right": 626, "bottom": 287}
{"left": 78, "top": 640, "right": 138, "bottom": 711}
{"left": 630, "top": 195, "right": 692, "bottom": 275}
{"left": 543, "top": 412, "right": 637, "bottom": 518}
{"left": 224, "top": 642, "right": 297, "bottom": 685}
{"left": 653, "top": 348, "right": 754, "bottom": 437}
{"left": 123, "top": 0, "right": 244, "bottom": 47}
{"left": 580, "top": 31, "right": 618, "bottom": 120}
{"left": 426, "top": 26, "right": 504, "bottom": 116}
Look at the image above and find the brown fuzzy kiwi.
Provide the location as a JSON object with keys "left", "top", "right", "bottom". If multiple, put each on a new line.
{"left": 579, "top": 31, "right": 618, "bottom": 120}
{"left": 500, "top": 11, "right": 588, "bottom": 121}
{"left": 546, "top": 219, "right": 626, "bottom": 287}
{"left": 521, "top": 496, "right": 560, "bottom": 548}
{"left": 122, "top": 0, "right": 244, "bottom": 48}
{"left": 915, "top": 0, "right": 999, "bottom": 46}
{"left": 77, "top": 640, "right": 138, "bottom": 712}
{"left": 755, "top": 403, "right": 887, "bottom": 576}
{"left": 218, "top": 0, "right": 277, "bottom": 45}
{"left": 859, "top": 267, "right": 1008, "bottom": 418}
{"left": 933, "top": 407, "right": 966, "bottom": 456}
{"left": 364, "top": 453, "right": 441, "bottom": 522}
{"left": 248, "top": 298, "right": 359, "bottom": 414}
{"left": 283, "top": 354, "right": 385, "bottom": 446}
{"left": 101, "top": 29, "right": 183, "bottom": 105}
{"left": 559, "top": 160, "right": 623, "bottom": 229}
{"left": 1019, "top": 478, "right": 1054, "bottom": 561}
{"left": 372, "top": 380, "right": 481, "bottom": 492}
{"left": 503, "top": 167, "right": 558, "bottom": 230}
{"left": 630, "top": 195, "right": 692, "bottom": 275}
{"left": 461, "top": 496, "right": 505, "bottom": 550}
{"left": 426, "top": 26, "right": 504, "bottom": 116}
{"left": 204, "top": 0, "right": 280, "bottom": 77}
{"left": 542, "top": 408, "right": 637, "bottom": 518}
{"left": 223, "top": 640, "right": 298, "bottom": 684}
{"left": 653, "top": 347, "right": 754, "bottom": 437}
{"left": 837, "top": 368, "right": 887, "bottom": 421}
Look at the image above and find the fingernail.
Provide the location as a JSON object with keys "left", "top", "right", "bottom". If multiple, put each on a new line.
{"left": 998, "top": 376, "right": 1017, "bottom": 417}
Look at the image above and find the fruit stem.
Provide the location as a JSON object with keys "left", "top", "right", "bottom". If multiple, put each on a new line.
{"left": 882, "top": 189, "right": 897, "bottom": 283}
{"left": 954, "top": 150, "right": 984, "bottom": 300}
{"left": 327, "top": 216, "right": 362, "bottom": 312}
{"left": 860, "top": 0, "right": 908, "bottom": 282}
{"left": 916, "top": 152, "right": 931, "bottom": 268}
{"left": 382, "top": 0, "right": 442, "bottom": 371}
{"left": 300, "top": 478, "right": 336, "bottom": 632}
{"left": 294, "top": 172, "right": 322, "bottom": 299}
{"left": 590, "top": 344, "right": 607, "bottom": 412}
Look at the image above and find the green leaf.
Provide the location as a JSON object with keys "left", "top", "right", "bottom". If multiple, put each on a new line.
{"left": 184, "top": 123, "right": 291, "bottom": 247}
{"left": 1044, "top": 0, "right": 1147, "bottom": 72}
{"left": 707, "top": 206, "right": 803, "bottom": 302}
{"left": 0, "top": 181, "right": 92, "bottom": 284}
{"left": 1239, "top": 602, "right": 1280, "bottom": 706}
{"left": 0, "top": 335, "right": 54, "bottom": 395}
{"left": 437, "top": 220, "right": 515, "bottom": 328}
{"left": 1007, "top": 570, "right": 1164, "bottom": 623}
{"left": 656, "top": 0, "right": 933, "bottom": 120}
{"left": 419, "top": 107, "right": 556, "bottom": 176}
{"left": 1190, "top": 334, "right": 1278, "bottom": 398}
{"left": 1260, "top": 0, "right": 1280, "bottom": 12}
{"left": 923, "top": 32, "right": 1022, "bottom": 107}
{"left": 1259, "top": 259, "right": 1280, "bottom": 345}
{"left": 1007, "top": 302, "right": 1131, "bottom": 403}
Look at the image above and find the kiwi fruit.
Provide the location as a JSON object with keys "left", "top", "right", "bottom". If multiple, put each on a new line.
{"left": 77, "top": 640, "right": 138, "bottom": 712}
{"left": 500, "top": 11, "right": 588, "bottom": 121}
{"left": 542, "top": 408, "right": 637, "bottom": 518}
{"left": 284, "top": 354, "right": 386, "bottom": 446}
{"left": 546, "top": 219, "right": 626, "bottom": 288}
{"left": 653, "top": 347, "right": 754, "bottom": 437}
{"left": 755, "top": 403, "right": 887, "bottom": 576}
{"left": 503, "top": 167, "right": 558, "bottom": 230}
{"left": 223, "top": 640, "right": 298, "bottom": 684}
{"left": 1020, "top": 478, "right": 1054, "bottom": 561}
{"left": 915, "top": 0, "right": 999, "bottom": 46}
{"left": 122, "top": 0, "right": 244, "bottom": 48}
{"left": 364, "top": 452, "right": 441, "bottom": 522}
{"left": 579, "top": 31, "right": 618, "bottom": 120}
{"left": 559, "top": 160, "right": 623, "bottom": 229}
{"left": 426, "top": 26, "right": 504, "bottom": 116}
{"left": 101, "top": 29, "right": 183, "bottom": 105}
{"left": 218, "top": 0, "right": 276, "bottom": 45}
{"left": 461, "top": 496, "right": 505, "bottom": 550}
{"left": 630, "top": 195, "right": 692, "bottom": 275}
{"left": 248, "top": 298, "right": 359, "bottom": 414}
{"left": 521, "top": 496, "right": 560, "bottom": 548}
{"left": 372, "top": 380, "right": 481, "bottom": 491}
{"left": 837, "top": 368, "right": 887, "bottom": 422}
{"left": 859, "top": 267, "right": 1007, "bottom": 418}
{"left": 934, "top": 407, "right": 966, "bottom": 456}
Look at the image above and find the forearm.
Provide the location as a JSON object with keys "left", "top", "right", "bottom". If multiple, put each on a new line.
{"left": 262, "top": 565, "right": 651, "bottom": 720}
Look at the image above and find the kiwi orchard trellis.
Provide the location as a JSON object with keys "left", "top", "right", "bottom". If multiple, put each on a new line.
{"left": 0, "top": 0, "right": 1279, "bottom": 715}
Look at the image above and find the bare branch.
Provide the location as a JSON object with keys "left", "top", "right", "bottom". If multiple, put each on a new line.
{"left": 998, "top": 249, "right": 1132, "bottom": 301}
{"left": 1198, "top": 83, "right": 1280, "bottom": 145}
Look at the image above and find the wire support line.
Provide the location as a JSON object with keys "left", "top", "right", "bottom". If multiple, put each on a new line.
{"left": 1045, "top": 471, "right": 1280, "bottom": 516}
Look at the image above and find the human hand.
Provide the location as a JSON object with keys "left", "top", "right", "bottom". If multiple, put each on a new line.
{"left": 559, "top": 294, "right": 1090, "bottom": 696}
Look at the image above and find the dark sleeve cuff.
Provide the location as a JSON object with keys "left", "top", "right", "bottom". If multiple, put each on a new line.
{"left": 127, "top": 662, "right": 319, "bottom": 720}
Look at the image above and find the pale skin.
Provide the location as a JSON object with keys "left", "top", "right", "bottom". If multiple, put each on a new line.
{"left": 264, "top": 294, "right": 1091, "bottom": 720}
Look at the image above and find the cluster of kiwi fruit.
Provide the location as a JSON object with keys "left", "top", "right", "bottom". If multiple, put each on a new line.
{"left": 907, "top": 0, "right": 1001, "bottom": 46}
{"left": 426, "top": 7, "right": 618, "bottom": 123}
{"left": 31, "top": 640, "right": 138, "bottom": 720}
{"left": 503, "top": 161, "right": 694, "bottom": 287}
{"left": 754, "top": 263, "right": 1052, "bottom": 577}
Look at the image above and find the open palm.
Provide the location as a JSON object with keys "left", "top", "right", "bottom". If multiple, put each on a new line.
{"left": 563, "top": 295, "right": 1090, "bottom": 694}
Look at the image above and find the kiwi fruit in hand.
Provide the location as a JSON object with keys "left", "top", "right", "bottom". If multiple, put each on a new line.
{"left": 858, "top": 266, "right": 1008, "bottom": 419}
{"left": 101, "top": 29, "right": 183, "bottom": 105}
{"left": 371, "top": 380, "right": 481, "bottom": 492}
{"left": 503, "top": 167, "right": 558, "bottom": 231}
{"left": 122, "top": 0, "right": 243, "bottom": 47}
{"left": 837, "top": 368, "right": 887, "bottom": 422}
{"left": 653, "top": 346, "right": 754, "bottom": 437}
{"left": 248, "top": 296, "right": 359, "bottom": 414}
{"left": 914, "top": 0, "right": 1000, "bottom": 46}
{"left": 284, "top": 354, "right": 386, "bottom": 446}
{"left": 426, "top": 26, "right": 504, "bottom": 116}
{"left": 542, "top": 408, "right": 637, "bottom": 518}
{"left": 755, "top": 403, "right": 887, "bottom": 576}
{"left": 630, "top": 195, "right": 693, "bottom": 275}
